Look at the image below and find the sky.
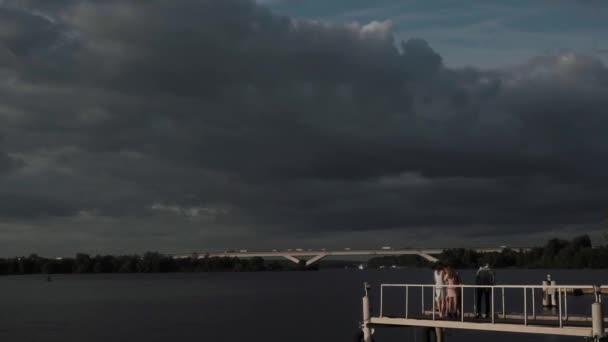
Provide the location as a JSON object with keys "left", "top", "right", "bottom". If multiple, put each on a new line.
{"left": 265, "top": 0, "right": 608, "bottom": 68}
{"left": 0, "top": 0, "right": 607, "bottom": 256}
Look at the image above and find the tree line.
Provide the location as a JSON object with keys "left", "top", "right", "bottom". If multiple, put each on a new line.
{"left": 0, "top": 252, "right": 317, "bottom": 275}
{"left": 370, "top": 235, "right": 608, "bottom": 269}
{"left": 3, "top": 235, "right": 605, "bottom": 274}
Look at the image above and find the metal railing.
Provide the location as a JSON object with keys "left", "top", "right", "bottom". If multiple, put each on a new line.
{"left": 379, "top": 284, "right": 598, "bottom": 328}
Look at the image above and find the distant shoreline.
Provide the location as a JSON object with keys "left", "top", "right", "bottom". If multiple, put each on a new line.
{"left": 369, "top": 234, "right": 608, "bottom": 269}
{"left": 3, "top": 234, "right": 606, "bottom": 275}
{"left": 0, "top": 252, "right": 319, "bottom": 275}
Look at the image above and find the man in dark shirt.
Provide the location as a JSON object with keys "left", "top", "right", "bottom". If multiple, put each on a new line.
{"left": 475, "top": 263, "right": 495, "bottom": 318}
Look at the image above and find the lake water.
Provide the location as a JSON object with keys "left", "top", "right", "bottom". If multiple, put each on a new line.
{"left": 0, "top": 269, "right": 605, "bottom": 342}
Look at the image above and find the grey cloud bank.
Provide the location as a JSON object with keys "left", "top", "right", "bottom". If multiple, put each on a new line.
{"left": 0, "top": 0, "right": 607, "bottom": 255}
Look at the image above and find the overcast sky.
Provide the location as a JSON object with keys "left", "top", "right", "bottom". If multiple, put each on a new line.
{"left": 1, "top": 0, "right": 607, "bottom": 256}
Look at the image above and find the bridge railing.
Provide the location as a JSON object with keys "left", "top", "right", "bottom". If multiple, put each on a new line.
{"left": 379, "top": 283, "right": 599, "bottom": 328}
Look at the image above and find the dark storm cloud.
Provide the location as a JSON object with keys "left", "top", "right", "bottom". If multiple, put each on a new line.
{"left": 0, "top": 133, "right": 20, "bottom": 174}
{"left": 0, "top": 0, "right": 607, "bottom": 252}
{"left": 0, "top": 192, "right": 75, "bottom": 218}
{"left": 0, "top": 147, "right": 14, "bottom": 173}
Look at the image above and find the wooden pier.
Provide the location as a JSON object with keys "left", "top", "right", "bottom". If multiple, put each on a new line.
{"left": 359, "top": 283, "right": 607, "bottom": 341}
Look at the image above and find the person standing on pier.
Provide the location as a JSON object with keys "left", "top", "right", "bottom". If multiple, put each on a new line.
{"left": 475, "top": 263, "right": 496, "bottom": 319}
{"left": 433, "top": 263, "right": 446, "bottom": 318}
{"left": 455, "top": 268, "right": 462, "bottom": 318}
{"left": 445, "top": 267, "right": 459, "bottom": 319}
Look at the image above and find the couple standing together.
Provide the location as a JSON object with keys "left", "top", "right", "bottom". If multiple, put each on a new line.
{"left": 433, "top": 264, "right": 461, "bottom": 319}
{"left": 433, "top": 263, "right": 496, "bottom": 319}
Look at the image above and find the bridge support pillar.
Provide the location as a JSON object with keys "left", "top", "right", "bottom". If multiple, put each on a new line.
{"left": 306, "top": 253, "right": 328, "bottom": 266}
{"left": 418, "top": 253, "right": 439, "bottom": 263}
{"left": 283, "top": 255, "right": 301, "bottom": 264}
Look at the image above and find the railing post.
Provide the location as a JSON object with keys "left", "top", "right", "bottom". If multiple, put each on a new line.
{"left": 502, "top": 287, "right": 505, "bottom": 319}
{"left": 421, "top": 286, "right": 424, "bottom": 315}
{"left": 532, "top": 288, "right": 536, "bottom": 320}
{"left": 492, "top": 286, "right": 495, "bottom": 324}
{"left": 542, "top": 280, "right": 548, "bottom": 307}
{"left": 461, "top": 286, "right": 464, "bottom": 322}
{"left": 563, "top": 288, "right": 567, "bottom": 321}
{"left": 380, "top": 285, "right": 384, "bottom": 317}
{"left": 558, "top": 287, "right": 562, "bottom": 328}
{"left": 524, "top": 288, "right": 527, "bottom": 326}
{"left": 405, "top": 286, "right": 409, "bottom": 319}
{"left": 432, "top": 285, "right": 436, "bottom": 320}
{"left": 592, "top": 285, "right": 605, "bottom": 340}
{"left": 362, "top": 283, "right": 373, "bottom": 342}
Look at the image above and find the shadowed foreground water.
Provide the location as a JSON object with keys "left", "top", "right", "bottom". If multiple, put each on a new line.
{"left": 0, "top": 269, "right": 605, "bottom": 342}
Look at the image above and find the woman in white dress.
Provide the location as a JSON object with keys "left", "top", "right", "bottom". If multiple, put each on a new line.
{"left": 433, "top": 264, "right": 446, "bottom": 318}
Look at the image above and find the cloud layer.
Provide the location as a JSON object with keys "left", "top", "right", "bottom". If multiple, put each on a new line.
{"left": 0, "top": 0, "right": 607, "bottom": 255}
{"left": 266, "top": 0, "right": 608, "bottom": 68}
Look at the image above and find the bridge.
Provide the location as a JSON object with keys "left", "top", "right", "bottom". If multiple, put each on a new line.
{"left": 360, "top": 282, "right": 607, "bottom": 341}
{"left": 172, "top": 247, "right": 528, "bottom": 266}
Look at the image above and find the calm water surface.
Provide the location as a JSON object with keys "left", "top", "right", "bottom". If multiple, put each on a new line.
{"left": 0, "top": 269, "right": 605, "bottom": 342}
